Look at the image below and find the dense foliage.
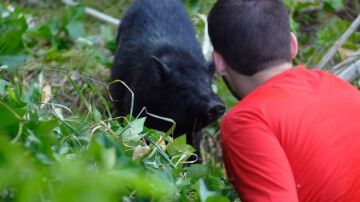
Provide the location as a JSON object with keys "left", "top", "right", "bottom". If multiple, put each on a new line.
{"left": 0, "top": 0, "right": 359, "bottom": 201}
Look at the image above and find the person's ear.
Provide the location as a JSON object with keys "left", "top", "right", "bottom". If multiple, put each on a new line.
{"left": 213, "top": 51, "right": 227, "bottom": 76}
{"left": 290, "top": 32, "right": 298, "bottom": 59}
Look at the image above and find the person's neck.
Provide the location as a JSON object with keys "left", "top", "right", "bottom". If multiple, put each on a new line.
{"left": 229, "top": 63, "right": 293, "bottom": 97}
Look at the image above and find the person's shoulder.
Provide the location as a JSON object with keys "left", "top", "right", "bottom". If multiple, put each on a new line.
{"left": 303, "top": 65, "right": 360, "bottom": 94}
{"left": 221, "top": 100, "right": 267, "bottom": 139}
{"left": 222, "top": 99, "right": 261, "bottom": 123}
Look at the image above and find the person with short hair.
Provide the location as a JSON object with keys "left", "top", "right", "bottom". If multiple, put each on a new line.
{"left": 208, "top": 0, "right": 360, "bottom": 201}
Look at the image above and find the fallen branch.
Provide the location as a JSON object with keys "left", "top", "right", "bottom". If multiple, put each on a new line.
{"left": 62, "top": 0, "right": 120, "bottom": 26}
{"left": 316, "top": 15, "right": 360, "bottom": 69}
{"left": 337, "top": 59, "right": 360, "bottom": 82}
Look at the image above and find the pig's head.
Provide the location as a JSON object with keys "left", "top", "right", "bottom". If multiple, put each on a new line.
{"left": 144, "top": 48, "right": 225, "bottom": 143}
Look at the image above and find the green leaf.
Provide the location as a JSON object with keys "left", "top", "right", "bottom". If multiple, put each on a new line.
{"left": 167, "top": 135, "right": 195, "bottom": 156}
{"left": 0, "top": 79, "right": 11, "bottom": 95}
{"left": 100, "top": 25, "right": 113, "bottom": 42}
{"left": 324, "top": 0, "right": 344, "bottom": 11}
{"left": 0, "top": 54, "right": 27, "bottom": 71}
{"left": 0, "top": 16, "right": 28, "bottom": 55}
{"left": 187, "top": 164, "right": 209, "bottom": 180}
{"left": 294, "top": 2, "right": 320, "bottom": 11}
{"left": 6, "top": 87, "right": 27, "bottom": 107}
{"left": 122, "top": 117, "right": 146, "bottom": 142}
{"left": 206, "top": 195, "right": 231, "bottom": 202}
{"left": 283, "top": 0, "right": 296, "bottom": 11}
{"left": 22, "top": 82, "right": 41, "bottom": 106}
{"left": 66, "top": 21, "right": 85, "bottom": 41}
{"left": 63, "top": 5, "right": 86, "bottom": 23}
{"left": 317, "top": 17, "right": 349, "bottom": 45}
{"left": 33, "top": 119, "right": 58, "bottom": 138}
{"left": 198, "top": 179, "right": 218, "bottom": 202}
{"left": 26, "top": 18, "right": 60, "bottom": 48}
{"left": 92, "top": 107, "right": 102, "bottom": 121}
{"left": 0, "top": 100, "right": 25, "bottom": 137}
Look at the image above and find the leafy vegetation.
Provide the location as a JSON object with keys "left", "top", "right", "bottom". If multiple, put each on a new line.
{"left": 0, "top": 0, "right": 359, "bottom": 201}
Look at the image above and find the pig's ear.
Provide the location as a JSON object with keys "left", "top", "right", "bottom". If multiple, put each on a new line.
{"left": 151, "top": 55, "right": 171, "bottom": 75}
{"left": 207, "top": 61, "right": 216, "bottom": 76}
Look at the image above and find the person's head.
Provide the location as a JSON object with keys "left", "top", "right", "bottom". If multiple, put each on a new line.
{"left": 208, "top": 0, "right": 298, "bottom": 98}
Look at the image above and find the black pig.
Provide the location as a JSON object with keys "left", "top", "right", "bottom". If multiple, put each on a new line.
{"left": 110, "top": 0, "right": 225, "bottom": 147}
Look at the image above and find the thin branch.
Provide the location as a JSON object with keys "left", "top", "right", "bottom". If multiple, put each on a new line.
{"left": 337, "top": 59, "right": 360, "bottom": 82}
{"left": 299, "top": 5, "right": 322, "bottom": 13}
{"left": 316, "top": 15, "right": 360, "bottom": 69}
{"left": 62, "top": 0, "right": 120, "bottom": 26}
{"left": 332, "top": 49, "right": 360, "bottom": 73}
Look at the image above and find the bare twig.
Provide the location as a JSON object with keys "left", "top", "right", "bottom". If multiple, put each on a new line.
{"left": 62, "top": 0, "right": 120, "bottom": 26}
{"left": 299, "top": 5, "right": 322, "bottom": 13}
{"left": 337, "top": 59, "right": 360, "bottom": 82}
{"left": 316, "top": 15, "right": 360, "bottom": 69}
{"left": 332, "top": 49, "right": 360, "bottom": 74}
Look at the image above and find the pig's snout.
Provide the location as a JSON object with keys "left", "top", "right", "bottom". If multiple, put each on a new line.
{"left": 206, "top": 100, "right": 226, "bottom": 122}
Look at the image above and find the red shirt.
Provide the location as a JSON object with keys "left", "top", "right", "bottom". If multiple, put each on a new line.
{"left": 221, "top": 66, "right": 360, "bottom": 202}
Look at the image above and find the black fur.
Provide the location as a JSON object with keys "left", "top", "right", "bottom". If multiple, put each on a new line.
{"left": 110, "top": 0, "right": 225, "bottom": 147}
